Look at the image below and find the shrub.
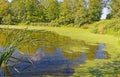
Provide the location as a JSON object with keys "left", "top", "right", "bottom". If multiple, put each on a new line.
{"left": 91, "top": 19, "right": 120, "bottom": 35}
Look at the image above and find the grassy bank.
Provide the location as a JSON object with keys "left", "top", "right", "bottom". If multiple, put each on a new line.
{"left": 0, "top": 25, "right": 120, "bottom": 58}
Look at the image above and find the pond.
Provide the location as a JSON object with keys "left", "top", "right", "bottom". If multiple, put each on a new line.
{"left": 0, "top": 29, "right": 108, "bottom": 77}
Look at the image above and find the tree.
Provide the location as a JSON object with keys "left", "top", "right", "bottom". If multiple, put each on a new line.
{"left": 44, "top": 0, "right": 60, "bottom": 22}
{"left": 74, "top": 7, "right": 88, "bottom": 26}
{"left": 0, "top": 0, "right": 105, "bottom": 26}
{"left": 59, "top": 0, "right": 70, "bottom": 17}
{"left": 11, "top": 0, "right": 45, "bottom": 24}
{"left": 24, "top": 0, "right": 45, "bottom": 23}
{"left": 58, "top": 0, "right": 77, "bottom": 25}
{"left": 0, "top": 0, "right": 10, "bottom": 24}
{"left": 74, "top": 0, "right": 89, "bottom": 26}
{"left": 2, "top": 14, "right": 12, "bottom": 25}
{"left": 110, "top": 0, "right": 120, "bottom": 18}
{"left": 88, "top": 0, "right": 102, "bottom": 22}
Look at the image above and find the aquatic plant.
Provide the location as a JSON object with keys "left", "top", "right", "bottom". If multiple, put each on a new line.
{"left": 0, "top": 28, "right": 39, "bottom": 76}
{"left": 0, "top": 30, "right": 23, "bottom": 66}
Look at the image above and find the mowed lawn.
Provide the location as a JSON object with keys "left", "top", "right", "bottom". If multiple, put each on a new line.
{"left": 0, "top": 25, "right": 120, "bottom": 57}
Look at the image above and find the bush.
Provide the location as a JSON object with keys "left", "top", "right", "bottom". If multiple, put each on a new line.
{"left": 91, "top": 19, "right": 120, "bottom": 35}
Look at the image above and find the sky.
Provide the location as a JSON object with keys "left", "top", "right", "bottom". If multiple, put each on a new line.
{"left": 8, "top": 0, "right": 12, "bottom": 2}
{"left": 101, "top": 7, "right": 109, "bottom": 19}
{"left": 8, "top": 0, "right": 108, "bottom": 19}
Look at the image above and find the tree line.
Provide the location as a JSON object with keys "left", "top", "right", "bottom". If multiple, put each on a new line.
{"left": 0, "top": 0, "right": 119, "bottom": 26}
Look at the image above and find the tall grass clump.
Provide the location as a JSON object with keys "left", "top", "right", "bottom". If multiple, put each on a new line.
{"left": 0, "top": 29, "right": 24, "bottom": 66}
{"left": 0, "top": 28, "right": 42, "bottom": 76}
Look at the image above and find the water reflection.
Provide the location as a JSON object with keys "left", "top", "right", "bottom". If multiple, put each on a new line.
{"left": 73, "top": 52, "right": 86, "bottom": 66}
{"left": 0, "top": 44, "right": 107, "bottom": 77}
{"left": 95, "top": 43, "right": 106, "bottom": 59}
{"left": 0, "top": 48, "right": 75, "bottom": 77}
{"left": 0, "top": 29, "right": 108, "bottom": 77}
{"left": 31, "top": 48, "right": 45, "bottom": 61}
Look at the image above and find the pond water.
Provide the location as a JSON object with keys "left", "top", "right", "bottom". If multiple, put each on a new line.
{"left": 0, "top": 29, "right": 108, "bottom": 77}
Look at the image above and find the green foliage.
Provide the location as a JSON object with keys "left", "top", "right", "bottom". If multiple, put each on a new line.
{"left": 0, "top": 0, "right": 10, "bottom": 24}
{"left": 10, "top": 0, "right": 44, "bottom": 23}
{"left": 110, "top": 0, "right": 120, "bottom": 18}
{"left": 2, "top": 14, "right": 12, "bottom": 25}
{"left": 0, "top": 0, "right": 10, "bottom": 15}
{"left": 58, "top": 0, "right": 76, "bottom": 25}
{"left": 0, "top": 29, "right": 27, "bottom": 66}
{"left": 74, "top": 7, "right": 88, "bottom": 26}
{"left": 58, "top": 0, "right": 103, "bottom": 26}
{"left": 44, "top": 0, "right": 60, "bottom": 22}
{"left": 0, "top": 0, "right": 117, "bottom": 27}
{"left": 88, "top": 0, "right": 102, "bottom": 22}
{"left": 91, "top": 19, "right": 120, "bottom": 35}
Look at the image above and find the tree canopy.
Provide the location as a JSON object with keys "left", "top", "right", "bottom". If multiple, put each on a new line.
{"left": 0, "top": 0, "right": 118, "bottom": 26}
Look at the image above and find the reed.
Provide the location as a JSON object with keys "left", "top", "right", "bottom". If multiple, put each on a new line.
{"left": 0, "top": 28, "right": 39, "bottom": 76}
